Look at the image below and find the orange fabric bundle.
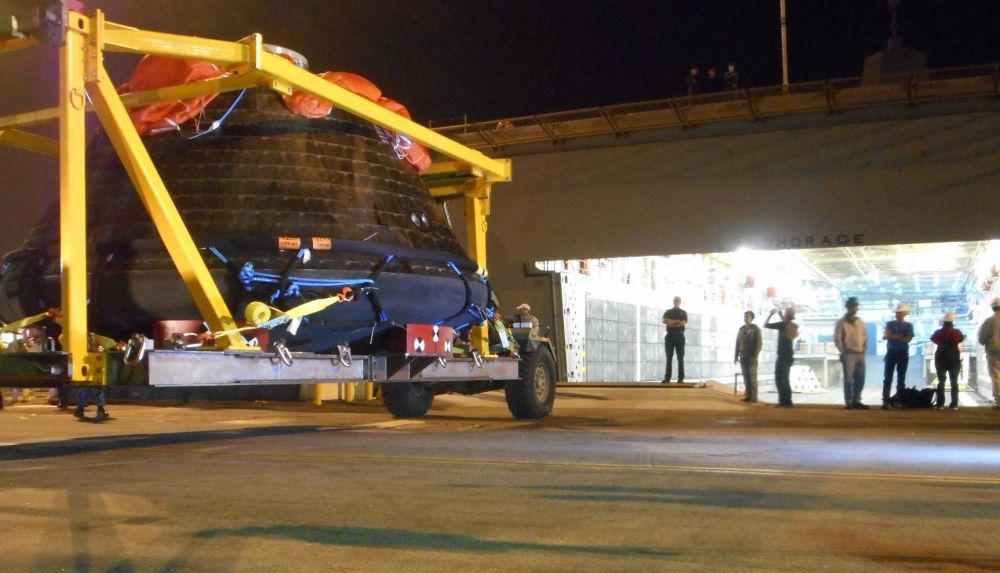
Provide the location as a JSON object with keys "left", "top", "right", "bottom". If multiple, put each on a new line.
{"left": 377, "top": 96, "right": 411, "bottom": 119}
{"left": 283, "top": 71, "right": 383, "bottom": 118}
{"left": 405, "top": 143, "right": 432, "bottom": 172}
{"left": 119, "top": 55, "right": 228, "bottom": 135}
{"left": 377, "top": 96, "right": 431, "bottom": 171}
{"left": 282, "top": 72, "right": 431, "bottom": 172}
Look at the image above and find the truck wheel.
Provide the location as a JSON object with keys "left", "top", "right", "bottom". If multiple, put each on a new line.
{"left": 505, "top": 348, "right": 556, "bottom": 419}
{"left": 379, "top": 382, "right": 435, "bottom": 418}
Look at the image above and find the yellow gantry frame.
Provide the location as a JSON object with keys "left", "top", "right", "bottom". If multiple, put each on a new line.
{"left": 0, "top": 10, "right": 509, "bottom": 380}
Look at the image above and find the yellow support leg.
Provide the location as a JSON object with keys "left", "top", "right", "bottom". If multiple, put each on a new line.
{"left": 465, "top": 182, "right": 492, "bottom": 355}
{"left": 344, "top": 382, "right": 356, "bottom": 403}
{"left": 313, "top": 384, "right": 324, "bottom": 406}
{"left": 59, "top": 20, "right": 90, "bottom": 381}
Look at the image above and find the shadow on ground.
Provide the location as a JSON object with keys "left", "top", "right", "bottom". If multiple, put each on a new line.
{"left": 0, "top": 425, "right": 329, "bottom": 462}
{"left": 195, "top": 524, "right": 676, "bottom": 558}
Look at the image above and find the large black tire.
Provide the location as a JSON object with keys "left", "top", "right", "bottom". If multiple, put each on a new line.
{"left": 380, "top": 382, "right": 435, "bottom": 418}
{"left": 505, "top": 348, "right": 556, "bottom": 419}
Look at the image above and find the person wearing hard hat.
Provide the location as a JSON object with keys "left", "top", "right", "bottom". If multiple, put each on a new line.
{"left": 931, "top": 311, "right": 965, "bottom": 410}
{"left": 835, "top": 296, "right": 869, "bottom": 410}
{"left": 882, "top": 303, "right": 915, "bottom": 409}
{"left": 512, "top": 303, "right": 539, "bottom": 335}
{"left": 977, "top": 297, "right": 1000, "bottom": 409}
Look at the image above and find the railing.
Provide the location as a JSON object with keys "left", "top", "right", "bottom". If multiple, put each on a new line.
{"left": 433, "top": 63, "right": 999, "bottom": 151}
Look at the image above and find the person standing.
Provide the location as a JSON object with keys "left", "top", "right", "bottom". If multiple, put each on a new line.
{"left": 662, "top": 296, "right": 688, "bottom": 383}
{"left": 882, "top": 303, "right": 914, "bottom": 409}
{"left": 724, "top": 63, "right": 740, "bottom": 90}
{"left": 835, "top": 297, "right": 869, "bottom": 409}
{"left": 512, "top": 303, "right": 539, "bottom": 327}
{"left": 74, "top": 386, "right": 109, "bottom": 421}
{"left": 685, "top": 68, "right": 701, "bottom": 96}
{"left": 765, "top": 306, "right": 797, "bottom": 407}
{"left": 931, "top": 311, "right": 964, "bottom": 410}
{"left": 735, "top": 311, "right": 763, "bottom": 402}
{"left": 977, "top": 297, "right": 1000, "bottom": 409}
{"left": 705, "top": 68, "right": 722, "bottom": 93}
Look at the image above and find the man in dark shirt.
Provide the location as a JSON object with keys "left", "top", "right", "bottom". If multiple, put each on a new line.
{"left": 765, "top": 306, "right": 798, "bottom": 407}
{"left": 662, "top": 296, "right": 688, "bottom": 383}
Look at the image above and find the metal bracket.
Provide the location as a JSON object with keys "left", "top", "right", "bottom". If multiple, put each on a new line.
{"left": 122, "top": 334, "right": 148, "bottom": 365}
{"left": 336, "top": 344, "right": 352, "bottom": 367}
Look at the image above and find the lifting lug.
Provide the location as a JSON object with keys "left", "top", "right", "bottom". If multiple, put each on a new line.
{"left": 273, "top": 341, "right": 293, "bottom": 367}
{"left": 122, "top": 334, "right": 148, "bottom": 365}
{"left": 336, "top": 344, "right": 352, "bottom": 367}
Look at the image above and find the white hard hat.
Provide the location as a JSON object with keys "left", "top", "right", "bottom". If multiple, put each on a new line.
{"left": 517, "top": 303, "right": 531, "bottom": 312}
{"left": 942, "top": 311, "right": 957, "bottom": 322}
{"left": 895, "top": 303, "right": 909, "bottom": 314}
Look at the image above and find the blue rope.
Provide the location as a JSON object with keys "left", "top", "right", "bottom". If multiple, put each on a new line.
{"left": 237, "top": 261, "right": 373, "bottom": 290}
{"left": 208, "top": 247, "right": 229, "bottom": 265}
{"left": 184, "top": 89, "right": 247, "bottom": 140}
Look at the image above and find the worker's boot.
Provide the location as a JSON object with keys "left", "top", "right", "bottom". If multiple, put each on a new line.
{"left": 95, "top": 406, "right": 109, "bottom": 421}
{"left": 73, "top": 405, "right": 85, "bottom": 418}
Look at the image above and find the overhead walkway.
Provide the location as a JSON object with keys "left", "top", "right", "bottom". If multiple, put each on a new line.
{"left": 434, "top": 64, "right": 999, "bottom": 151}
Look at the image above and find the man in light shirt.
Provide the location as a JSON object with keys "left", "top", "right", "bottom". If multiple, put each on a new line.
{"left": 835, "top": 296, "right": 869, "bottom": 410}
{"left": 512, "top": 303, "right": 540, "bottom": 336}
{"left": 977, "top": 297, "right": 1000, "bottom": 409}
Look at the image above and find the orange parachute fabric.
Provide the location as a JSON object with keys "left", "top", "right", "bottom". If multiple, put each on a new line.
{"left": 282, "top": 73, "right": 431, "bottom": 172}
{"left": 324, "top": 72, "right": 383, "bottom": 102}
{"left": 374, "top": 96, "right": 430, "bottom": 170}
{"left": 118, "top": 56, "right": 229, "bottom": 135}
{"left": 376, "top": 96, "right": 411, "bottom": 119}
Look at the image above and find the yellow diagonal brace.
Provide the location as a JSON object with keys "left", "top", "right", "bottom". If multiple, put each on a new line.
{"left": 0, "top": 129, "right": 58, "bottom": 155}
{"left": 87, "top": 64, "right": 247, "bottom": 349}
{"left": 258, "top": 52, "right": 511, "bottom": 181}
{"left": 118, "top": 69, "right": 269, "bottom": 109}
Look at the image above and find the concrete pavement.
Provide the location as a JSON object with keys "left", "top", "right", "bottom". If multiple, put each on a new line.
{"left": 2, "top": 385, "right": 999, "bottom": 572}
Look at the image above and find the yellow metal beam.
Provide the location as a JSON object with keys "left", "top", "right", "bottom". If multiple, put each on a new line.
{"left": 102, "top": 26, "right": 250, "bottom": 65}
{"left": 421, "top": 159, "right": 512, "bottom": 192}
{"left": 0, "top": 129, "right": 58, "bottom": 155}
{"left": 118, "top": 68, "right": 268, "bottom": 109}
{"left": 0, "top": 69, "right": 269, "bottom": 131}
{"left": 0, "top": 107, "right": 60, "bottom": 130}
{"left": 59, "top": 19, "right": 91, "bottom": 381}
{"left": 427, "top": 184, "right": 473, "bottom": 201}
{"left": 421, "top": 160, "right": 485, "bottom": 180}
{"left": 465, "top": 181, "right": 492, "bottom": 354}
{"left": 0, "top": 35, "right": 38, "bottom": 55}
{"left": 86, "top": 63, "right": 247, "bottom": 349}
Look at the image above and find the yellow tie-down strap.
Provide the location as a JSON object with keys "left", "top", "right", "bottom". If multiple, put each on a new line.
{"left": 0, "top": 309, "right": 59, "bottom": 334}
{"left": 211, "top": 288, "right": 354, "bottom": 340}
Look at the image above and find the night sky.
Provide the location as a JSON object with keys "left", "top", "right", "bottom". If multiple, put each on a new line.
{"left": 1, "top": 0, "right": 998, "bottom": 255}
